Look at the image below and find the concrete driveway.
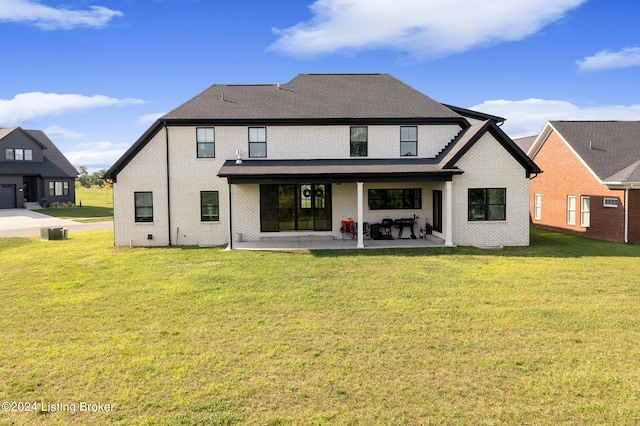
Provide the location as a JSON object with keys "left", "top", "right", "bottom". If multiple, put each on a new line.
{"left": 0, "top": 209, "right": 113, "bottom": 238}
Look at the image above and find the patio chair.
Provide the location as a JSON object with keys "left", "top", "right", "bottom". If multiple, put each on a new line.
{"left": 340, "top": 220, "right": 355, "bottom": 240}
{"left": 357, "top": 221, "right": 372, "bottom": 239}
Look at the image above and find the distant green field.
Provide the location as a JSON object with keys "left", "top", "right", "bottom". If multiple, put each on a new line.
{"left": 39, "top": 186, "right": 113, "bottom": 220}
{"left": 0, "top": 227, "right": 639, "bottom": 425}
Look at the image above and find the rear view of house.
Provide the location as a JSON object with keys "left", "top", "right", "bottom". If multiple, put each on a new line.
{"left": 528, "top": 121, "right": 640, "bottom": 243}
{"left": 105, "top": 74, "right": 539, "bottom": 248}
{"left": 0, "top": 127, "right": 77, "bottom": 209}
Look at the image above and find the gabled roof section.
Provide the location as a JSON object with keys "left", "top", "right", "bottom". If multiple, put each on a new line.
{"left": 164, "top": 74, "right": 463, "bottom": 122}
{"left": 0, "top": 126, "right": 48, "bottom": 150}
{"left": 0, "top": 127, "right": 77, "bottom": 178}
{"left": 441, "top": 120, "right": 541, "bottom": 177}
{"left": 531, "top": 121, "right": 640, "bottom": 184}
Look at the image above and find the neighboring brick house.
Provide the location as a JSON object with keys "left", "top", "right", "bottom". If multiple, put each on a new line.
{"left": 104, "top": 74, "right": 540, "bottom": 248}
{"left": 527, "top": 121, "right": 640, "bottom": 243}
{"left": 0, "top": 127, "right": 77, "bottom": 209}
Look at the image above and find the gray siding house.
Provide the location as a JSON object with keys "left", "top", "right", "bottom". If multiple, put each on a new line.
{"left": 0, "top": 127, "right": 77, "bottom": 209}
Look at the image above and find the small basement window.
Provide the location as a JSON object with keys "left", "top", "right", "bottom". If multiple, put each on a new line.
{"left": 603, "top": 197, "right": 618, "bottom": 208}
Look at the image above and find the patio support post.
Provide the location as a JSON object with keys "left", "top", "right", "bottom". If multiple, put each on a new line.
{"left": 357, "top": 181, "right": 364, "bottom": 248}
{"left": 444, "top": 181, "right": 453, "bottom": 246}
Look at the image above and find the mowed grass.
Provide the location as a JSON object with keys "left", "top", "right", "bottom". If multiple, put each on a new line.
{"left": 39, "top": 186, "right": 113, "bottom": 220}
{"left": 1, "top": 228, "right": 639, "bottom": 425}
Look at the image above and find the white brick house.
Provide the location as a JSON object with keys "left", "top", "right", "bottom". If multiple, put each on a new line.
{"left": 104, "top": 74, "right": 540, "bottom": 248}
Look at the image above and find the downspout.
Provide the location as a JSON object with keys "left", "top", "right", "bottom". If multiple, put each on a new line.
{"left": 165, "top": 122, "right": 172, "bottom": 246}
{"left": 227, "top": 181, "right": 233, "bottom": 250}
{"left": 625, "top": 186, "right": 630, "bottom": 244}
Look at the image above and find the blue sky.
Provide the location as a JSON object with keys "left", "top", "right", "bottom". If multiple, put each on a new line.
{"left": 1, "top": 0, "right": 639, "bottom": 171}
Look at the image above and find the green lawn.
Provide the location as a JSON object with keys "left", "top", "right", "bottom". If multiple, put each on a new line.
{"left": 39, "top": 186, "right": 113, "bottom": 220}
{"left": 1, "top": 228, "right": 639, "bottom": 425}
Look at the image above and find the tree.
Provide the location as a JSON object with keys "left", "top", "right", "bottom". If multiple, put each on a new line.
{"left": 76, "top": 166, "right": 108, "bottom": 188}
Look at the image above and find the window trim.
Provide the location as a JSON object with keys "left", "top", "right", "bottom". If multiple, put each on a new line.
{"left": 5, "top": 148, "right": 13, "bottom": 160}
{"left": 567, "top": 195, "right": 576, "bottom": 225}
{"left": 580, "top": 196, "right": 590, "bottom": 227}
{"left": 248, "top": 127, "right": 267, "bottom": 158}
{"left": 468, "top": 188, "right": 507, "bottom": 221}
{"left": 196, "top": 127, "right": 215, "bottom": 158}
{"left": 400, "top": 126, "right": 418, "bottom": 157}
{"left": 200, "top": 191, "right": 220, "bottom": 222}
{"left": 534, "top": 193, "right": 542, "bottom": 220}
{"left": 134, "top": 191, "right": 153, "bottom": 223}
{"left": 603, "top": 197, "right": 618, "bottom": 208}
{"left": 350, "top": 126, "right": 368, "bottom": 157}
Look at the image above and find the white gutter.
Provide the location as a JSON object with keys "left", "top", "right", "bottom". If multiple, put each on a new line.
{"left": 625, "top": 187, "right": 629, "bottom": 244}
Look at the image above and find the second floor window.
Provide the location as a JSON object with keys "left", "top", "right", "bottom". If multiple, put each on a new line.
{"left": 197, "top": 128, "right": 215, "bottom": 158}
{"left": 5, "top": 148, "right": 32, "bottom": 161}
{"left": 400, "top": 126, "right": 417, "bottom": 156}
{"left": 350, "top": 126, "right": 367, "bottom": 157}
{"left": 249, "top": 127, "right": 266, "bottom": 158}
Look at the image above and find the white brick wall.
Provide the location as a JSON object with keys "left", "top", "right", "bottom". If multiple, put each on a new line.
{"left": 113, "top": 129, "right": 170, "bottom": 247}
{"left": 450, "top": 133, "right": 531, "bottom": 246}
{"left": 112, "top": 123, "right": 529, "bottom": 247}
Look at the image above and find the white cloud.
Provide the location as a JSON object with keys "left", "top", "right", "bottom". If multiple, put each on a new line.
{"left": 470, "top": 99, "right": 640, "bottom": 138}
{"left": 577, "top": 47, "right": 640, "bottom": 72}
{"left": 269, "top": 0, "right": 586, "bottom": 58}
{"left": 0, "top": 0, "right": 122, "bottom": 30}
{"left": 138, "top": 112, "right": 166, "bottom": 126}
{"left": 0, "top": 92, "right": 145, "bottom": 126}
{"left": 65, "top": 141, "right": 131, "bottom": 169}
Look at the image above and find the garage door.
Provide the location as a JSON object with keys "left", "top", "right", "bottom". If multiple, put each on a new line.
{"left": 0, "top": 184, "right": 16, "bottom": 209}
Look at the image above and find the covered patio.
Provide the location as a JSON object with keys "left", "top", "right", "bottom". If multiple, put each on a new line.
{"left": 219, "top": 158, "right": 461, "bottom": 250}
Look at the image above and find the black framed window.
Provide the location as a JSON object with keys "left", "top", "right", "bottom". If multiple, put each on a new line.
{"left": 368, "top": 188, "right": 421, "bottom": 210}
{"left": 400, "top": 126, "right": 417, "bottom": 156}
{"left": 134, "top": 192, "right": 153, "bottom": 222}
{"left": 249, "top": 127, "right": 266, "bottom": 158}
{"left": 432, "top": 190, "right": 442, "bottom": 232}
{"left": 48, "top": 181, "right": 69, "bottom": 196}
{"left": 197, "top": 127, "right": 215, "bottom": 158}
{"left": 260, "top": 184, "right": 332, "bottom": 232}
{"left": 350, "top": 126, "right": 368, "bottom": 157}
{"left": 468, "top": 188, "right": 506, "bottom": 221}
{"left": 201, "top": 191, "right": 219, "bottom": 221}
{"left": 5, "top": 148, "right": 13, "bottom": 160}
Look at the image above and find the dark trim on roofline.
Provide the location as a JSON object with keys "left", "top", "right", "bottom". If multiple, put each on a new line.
{"left": 442, "top": 104, "right": 506, "bottom": 124}
{"left": 224, "top": 173, "right": 459, "bottom": 185}
{"left": 443, "top": 121, "right": 541, "bottom": 178}
{"left": 104, "top": 120, "right": 165, "bottom": 182}
{"left": 161, "top": 117, "right": 467, "bottom": 127}
{"left": 103, "top": 117, "right": 469, "bottom": 182}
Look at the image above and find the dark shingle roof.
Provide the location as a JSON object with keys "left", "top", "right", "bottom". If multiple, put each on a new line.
{"left": 549, "top": 121, "right": 640, "bottom": 182}
{"left": 164, "top": 74, "right": 462, "bottom": 121}
{"left": 513, "top": 136, "right": 537, "bottom": 155}
{"left": 0, "top": 127, "right": 77, "bottom": 178}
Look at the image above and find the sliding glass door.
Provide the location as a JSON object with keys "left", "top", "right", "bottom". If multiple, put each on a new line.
{"left": 260, "top": 184, "right": 332, "bottom": 232}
